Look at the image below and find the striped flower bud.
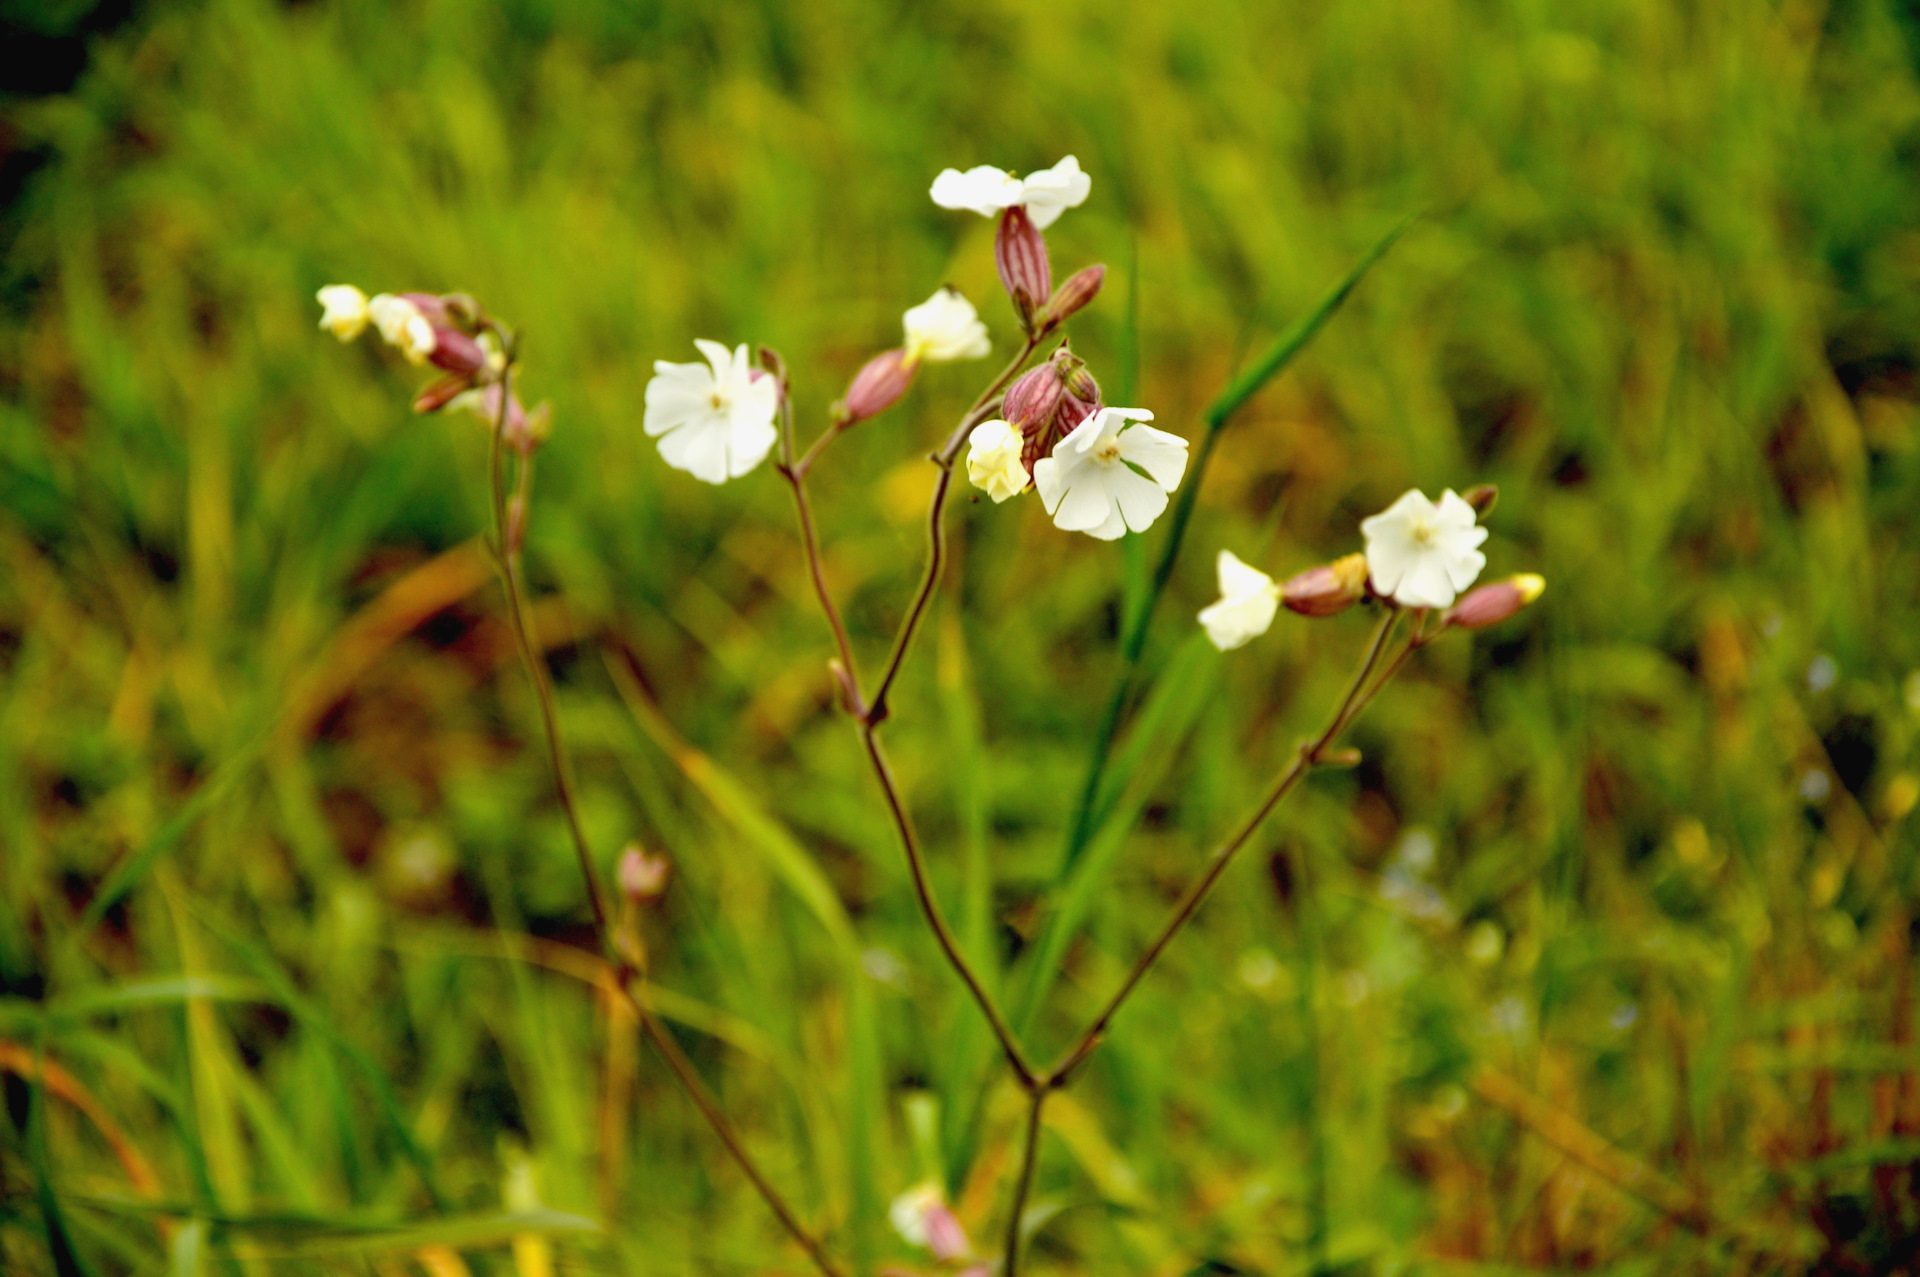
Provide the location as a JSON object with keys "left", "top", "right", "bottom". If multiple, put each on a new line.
{"left": 1281, "top": 553, "right": 1370, "bottom": 617}
{"left": 994, "top": 204, "right": 1051, "bottom": 332}
{"left": 1041, "top": 264, "right": 1105, "bottom": 331}
{"left": 837, "top": 349, "right": 916, "bottom": 424}
{"left": 1444, "top": 574, "right": 1544, "bottom": 629}
{"left": 427, "top": 326, "right": 490, "bottom": 378}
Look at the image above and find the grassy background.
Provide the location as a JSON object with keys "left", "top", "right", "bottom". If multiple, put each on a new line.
{"left": 5, "top": 0, "right": 1920, "bottom": 1272}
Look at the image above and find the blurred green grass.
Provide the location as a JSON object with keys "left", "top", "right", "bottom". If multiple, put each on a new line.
{"left": 5, "top": 0, "right": 1920, "bottom": 1272}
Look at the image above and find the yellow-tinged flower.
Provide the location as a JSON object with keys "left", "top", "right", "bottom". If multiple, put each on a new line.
{"left": 1198, "top": 550, "right": 1280, "bottom": 651}
{"left": 316, "top": 284, "right": 369, "bottom": 341}
{"left": 901, "top": 287, "right": 990, "bottom": 365}
{"left": 965, "top": 419, "right": 1030, "bottom": 502}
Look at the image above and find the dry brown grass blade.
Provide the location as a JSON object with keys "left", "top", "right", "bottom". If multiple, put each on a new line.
{"left": 0, "top": 1039, "right": 167, "bottom": 1239}
{"left": 278, "top": 538, "right": 494, "bottom": 741}
{"left": 1469, "top": 1066, "right": 1705, "bottom": 1231}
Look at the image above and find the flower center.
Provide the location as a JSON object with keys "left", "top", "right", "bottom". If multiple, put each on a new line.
{"left": 1408, "top": 516, "right": 1435, "bottom": 546}
{"left": 708, "top": 390, "right": 729, "bottom": 412}
{"left": 1093, "top": 441, "right": 1123, "bottom": 464}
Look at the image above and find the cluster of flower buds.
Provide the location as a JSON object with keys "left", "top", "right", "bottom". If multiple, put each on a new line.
{"left": 317, "top": 284, "right": 546, "bottom": 454}
{"left": 1200, "top": 486, "right": 1543, "bottom": 651}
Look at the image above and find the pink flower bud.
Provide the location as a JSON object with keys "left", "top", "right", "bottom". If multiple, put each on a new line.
{"left": 1461, "top": 484, "right": 1498, "bottom": 516}
{"left": 399, "top": 292, "right": 454, "bottom": 327}
{"left": 994, "top": 205, "right": 1051, "bottom": 331}
{"left": 1444, "top": 574, "right": 1544, "bottom": 630}
{"left": 617, "top": 844, "right": 671, "bottom": 903}
{"left": 839, "top": 349, "right": 915, "bottom": 424}
{"left": 427, "top": 326, "right": 489, "bottom": 377}
{"left": 1042, "top": 264, "right": 1105, "bottom": 329}
{"left": 412, "top": 375, "right": 470, "bottom": 414}
{"left": 1002, "top": 363, "right": 1065, "bottom": 434}
{"left": 1281, "top": 553, "right": 1370, "bottom": 617}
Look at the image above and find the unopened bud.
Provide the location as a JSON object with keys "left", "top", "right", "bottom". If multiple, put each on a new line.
{"left": 412, "top": 375, "right": 470, "bottom": 414}
{"left": 994, "top": 205, "right": 1051, "bottom": 332}
{"left": 1444, "top": 574, "right": 1544, "bottom": 630}
{"left": 1281, "top": 553, "right": 1370, "bottom": 617}
{"left": 439, "top": 292, "right": 484, "bottom": 328}
{"left": 1041, "top": 264, "right": 1105, "bottom": 330}
{"left": 1461, "top": 484, "right": 1498, "bottom": 516}
{"left": 1002, "top": 363, "right": 1065, "bottom": 434}
{"left": 517, "top": 401, "right": 553, "bottom": 452}
{"left": 1052, "top": 343, "right": 1101, "bottom": 407}
{"left": 837, "top": 349, "right": 915, "bottom": 424}
{"left": 428, "top": 326, "right": 489, "bottom": 378}
{"left": 617, "top": 844, "right": 671, "bottom": 904}
{"left": 757, "top": 344, "right": 790, "bottom": 390}
{"left": 398, "top": 292, "right": 454, "bottom": 328}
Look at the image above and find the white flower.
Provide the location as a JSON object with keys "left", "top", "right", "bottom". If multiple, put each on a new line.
{"left": 1360, "top": 488, "right": 1488, "bottom": 608}
{"left": 1197, "top": 550, "right": 1280, "bottom": 651}
{"left": 367, "top": 293, "right": 436, "bottom": 365}
{"left": 643, "top": 339, "right": 780, "bottom": 484}
{"left": 965, "top": 419, "right": 1030, "bottom": 502}
{"left": 901, "top": 288, "right": 990, "bottom": 365}
{"left": 929, "top": 155, "right": 1091, "bottom": 230}
{"left": 1033, "top": 406, "right": 1187, "bottom": 540}
{"left": 316, "top": 285, "right": 369, "bottom": 341}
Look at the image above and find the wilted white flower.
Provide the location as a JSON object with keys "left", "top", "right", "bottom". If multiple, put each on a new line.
{"left": 901, "top": 287, "right": 991, "bottom": 365}
{"left": 643, "top": 339, "right": 780, "bottom": 484}
{"left": 367, "top": 293, "right": 437, "bottom": 365}
{"left": 930, "top": 155, "right": 1091, "bottom": 229}
{"left": 1032, "top": 406, "right": 1187, "bottom": 540}
{"left": 316, "top": 285, "right": 370, "bottom": 341}
{"left": 965, "top": 419, "right": 1030, "bottom": 502}
{"left": 1198, "top": 550, "right": 1279, "bottom": 651}
{"left": 1360, "top": 489, "right": 1488, "bottom": 609}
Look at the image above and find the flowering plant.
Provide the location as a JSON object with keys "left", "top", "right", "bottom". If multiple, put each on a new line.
{"left": 318, "top": 156, "right": 1537, "bottom": 1276}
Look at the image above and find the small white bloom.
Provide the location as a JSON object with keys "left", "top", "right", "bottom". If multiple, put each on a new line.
{"left": 366, "top": 293, "right": 437, "bottom": 365}
{"left": 901, "top": 287, "right": 990, "bottom": 365}
{"left": 1032, "top": 406, "right": 1187, "bottom": 540}
{"left": 929, "top": 154, "right": 1092, "bottom": 229}
{"left": 1359, "top": 488, "right": 1488, "bottom": 609}
{"left": 643, "top": 339, "right": 780, "bottom": 485}
{"left": 316, "top": 284, "right": 369, "bottom": 341}
{"left": 1197, "top": 550, "right": 1279, "bottom": 651}
{"left": 889, "top": 1182, "right": 944, "bottom": 1248}
{"left": 965, "top": 419, "right": 1030, "bottom": 502}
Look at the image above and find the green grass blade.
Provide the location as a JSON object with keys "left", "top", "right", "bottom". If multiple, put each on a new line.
{"left": 1055, "top": 211, "right": 1417, "bottom": 883}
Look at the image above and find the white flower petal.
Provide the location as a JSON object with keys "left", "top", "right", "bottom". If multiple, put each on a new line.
{"left": 929, "top": 165, "right": 1024, "bottom": 217}
{"left": 902, "top": 288, "right": 990, "bottom": 363}
{"left": 1116, "top": 421, "right": 1188, "bottom": 491}
{"left": 316, "top": 284, "right": 369, "bottom": 341}
{"left": 1216, "top": 550, "right": 1275, "bottom": 600}
{"left": 1199, "top": 587, "right": 1279, "bottom": 651}
{"left": 1106, "top": 463, "right": 1171, "bottom": 533}
{"left": 1051, "top": 474, "right": 1115, "bottom": 532}
{"left": 1019, "top": 155, "right": 1092, "bottom": 229}
{"left": 655, "top": 415, "right": 733, "bottom": 485}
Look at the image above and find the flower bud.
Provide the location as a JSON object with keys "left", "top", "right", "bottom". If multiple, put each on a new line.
{"left": 412, "top": 376, "right": 466, "bottom": 414}
{"left": 439, "top": 292, "right": 484, "bottom": 329}
{"left": 398, "top": 291, "right": 454, "bottom": 328}
{"left": 1041, "top": 264, "right": 1105, "bottom": 330}
{"left": 1014, "top": 346, "right": 1103, "bottom": 475}
{"left": 1281, "top": 553, "right": 1370, "bottom": 617}
{"left": 1444, "top": 574, "right": 1544, "bottom": 630}
{"left": 994, "top": 205, "right": 1051, "bottom": 332}
{"left": 1461, "top": 484, "right": 1498, "bottom": 516}
{"left": 617, "top": 844, "right": 671, "bottom": 904}
{"left": 1002, "top": 363, "right": 1066, "bottom": 434}
{"left": 837, "top": 349, "right": 915, "bottom": 424}
{"left": 427, "top": 326, "right": 489, "bottom": 378}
